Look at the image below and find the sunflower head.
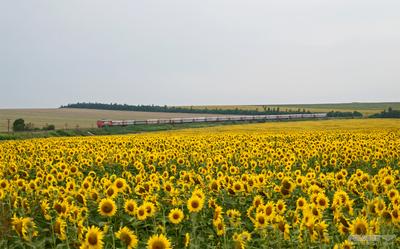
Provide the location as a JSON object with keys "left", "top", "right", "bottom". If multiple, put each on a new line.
{"left": 264, "top": 201, "right": 275, "bottom": 217}
{"left": 143, "top": 202, "right": 157, "bottom": 217}
{"left": 84, "top": 226, "right": 104, "bottom": 249}
{"left": 105, "top": 186, "right": 118, "bottom": 198}
{"left": 252, "top": 195, "right": 264, "bottom": 208}
{"left": 214, "top": 219, "right": 225, "bottom": 236}
{"left": 232, "top": 181, "right": 243, "bottom": 193}
{"left": 137, "top": 205, "right": 148, "bottom": 221}
{"left": 187, "top": 196, "right": 204, "bottom": 213}
{"left": 115, "top": 226, "right": 138, "bottom": 249}
{"left": 255, "top": 212, "right": 268, "bottom": 229}
{"left": 168, "top": 208, "right": 184, "bottom": 224}
{"left": 350, "top": 217, "right": 369, "bottom": 235}
{"left": 11, "top": 215, "right": 38, "bottom": 241}
{"left": 341, "top": 240, "right": 353, "bottom": 249}
{"left": 296, "top": 197, "right": 307, "bottom": 210}
{"left": 316, "top": 194, "right": 329, "bottom": 209}
{"left": 98, "top": 198, "right": 117, "bottom": 217}
{"left": 276, "top": 200, "right": 286, "bottom": 214}
{"left": 147, "top": 234, "right": 172, "bottom": 249}
{"left": 114, "top": 178, "right": 127, "bottom": 191}
{"left": 54, "top": 218, "right": 67, "bottom": 241}
{"left": 124, "top": 199, "right": 138, "bottom": 216}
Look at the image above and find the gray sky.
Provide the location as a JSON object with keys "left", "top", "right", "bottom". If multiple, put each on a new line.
{"left": 1, "top": 0, "right": 399, "bottom": 108}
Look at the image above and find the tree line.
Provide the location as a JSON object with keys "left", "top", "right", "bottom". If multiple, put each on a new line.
{"left": 61, "top": 102, "right": 372, "bottom": 118}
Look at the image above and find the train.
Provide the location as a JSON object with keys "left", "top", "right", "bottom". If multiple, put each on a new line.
{"left": 96, "top": 113, "right": 327, "bottom": 128}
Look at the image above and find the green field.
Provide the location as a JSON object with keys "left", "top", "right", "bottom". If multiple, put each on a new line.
{"left": 180, "top": 102, "right": 400, "bottom": 116}
{"left": 0, "top": 108, "right": 223, "bottom": 133}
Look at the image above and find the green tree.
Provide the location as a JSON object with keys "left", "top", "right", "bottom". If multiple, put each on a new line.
{"left": 13, "top": 118, "right": 25, "bottom": 131}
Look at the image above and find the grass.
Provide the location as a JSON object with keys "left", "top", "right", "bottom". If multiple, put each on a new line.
{"left": 179, "top": 102, "right": 400, "bottom": 116}
{"left": 0, "top": 108, "right": 225, "bottom": 133}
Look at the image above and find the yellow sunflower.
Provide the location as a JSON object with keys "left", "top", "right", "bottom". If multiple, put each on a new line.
{"left": 143, "top": 201, "right": 157, "bottom": 217}
{"left": 340, "top": 240, "right": 353, "bottom": 249}
{"left": 137, "top": 205, "right": 148, "bottom": 221}
{"left": 252, "top": 195, "right": 264, "bottom": 208}
{"left": 11, "top": 215, "right": 38, "bottom": 241}
{"left": 316, "top": 193, "right": 329, "bottom": 210}
{"left": 187, "top": 196, "right": 204, "bottom": 213}
{"left": 124, "top": 199, "right": 138, "bottom": 216}
{"left": 184, "top": 233, "right": 190, "bottom": 247}
{"left": 349, "top": 217, "right": 369, "bottom": 235}
{"left": 114, "top": 178, "right": 127, "bottom": 192}
{"left": 255, "top": 212, "right": 268, "bottom": 229}
{"left": 105, "top": 185, "right": 118, "bottom": 198}
{"left": 54, "top": 217, "right": 67, "bottom": 241}
{"left": 192, "top": 188, "right": 205, "bottom": 200}
{"left": 263, "top": 201, "right": 275, "bottom": 220}
{"left": 232, "top": 181, "right": 243, "bottom": 193}
{"left": 147, "top": 234, "right": 172, "bottom": 249}
{"left": 296, "top": 197, "right": 307, "bottom": 210}
{"left": 275, "top": 216, "right": 290, "bottom": 240}
{"left": 115, "top": 226, "right": 138, "bottom": 249}
{"left": 276, "top": 200, "right": 286, "bottom": 214}
{"left": 84, "top": 226, "right": 104, "bottom": 249}
{"left": 168, "top": 208, "right": 184, "bottom": 224}
{"left": 392, "top": 207, "right": 400, "bottom": 223}
{"left": 213, "top": 219, "right": 225, "bottom": 236}
{"left": 98, "top": 198, "right": 117, "bottom": 217}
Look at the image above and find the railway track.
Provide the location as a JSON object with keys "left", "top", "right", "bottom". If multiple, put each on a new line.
{"left": 96, "top": 113, "right": 327, "bottom": 128}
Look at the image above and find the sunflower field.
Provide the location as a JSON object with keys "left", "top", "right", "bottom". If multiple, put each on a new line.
{"left": 0, "top": 120, "right": 400, "bottom": 248}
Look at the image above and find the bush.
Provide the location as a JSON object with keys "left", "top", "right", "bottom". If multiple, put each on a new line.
{"left": 12, "top": 118, "right": 25, "bottom": 132}
{"left": 55, "top": 130, "right": 70, "bottom": 136}
{"left": 25, "top": 122, "right": 35, "bottom": 131}
{"left": 43, "top": 124, "right": 55, "bottom": 130}
{"left": 369, "top": 107, "right": 400, "bottom": 118}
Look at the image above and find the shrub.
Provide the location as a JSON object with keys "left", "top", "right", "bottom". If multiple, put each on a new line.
{"left": 25, "top": 122, "right": 35, "bottom": 131}
{"left": 43, "top": 124, "right": 55, "bottom": 130}
{"left": 369, "top": 107, "right": 400, "bottom": 118}
{"left": 12, "top": 118, "right": 25, "bottom": 132}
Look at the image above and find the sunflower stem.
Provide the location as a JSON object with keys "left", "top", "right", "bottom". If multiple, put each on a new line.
{"left": 50, "top": 216, "right": 56, "bottom": 249}
{"left": 65, "top": 224, "right": 70, "bottom": 249}
{"left": 190, "top": 213, "right": 197, "bottom": 249}
{"left": 109, "top": 219, "right": 116, "bottom": 249}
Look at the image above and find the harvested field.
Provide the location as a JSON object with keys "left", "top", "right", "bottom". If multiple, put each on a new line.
{"left": 0, "top": 108, "right": 224, "bottom": 132}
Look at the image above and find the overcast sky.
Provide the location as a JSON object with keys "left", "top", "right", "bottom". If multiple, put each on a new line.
{"left": 0, "top": 0, "right": 399, "bottom": 108}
